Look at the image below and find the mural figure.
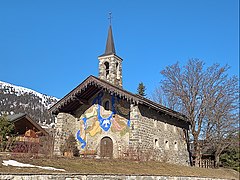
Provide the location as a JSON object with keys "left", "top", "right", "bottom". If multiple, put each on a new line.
{"left": 76, "top": 92, "right": 130, "bottom": 149}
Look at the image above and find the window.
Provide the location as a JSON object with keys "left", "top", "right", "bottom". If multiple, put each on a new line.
{"left": 174, "top": 141, "right": 178, "bottom": 150}
{"left": 104, "top": 100, "right": 110, "bottom": 111}
{"left": 104, "top": 61, "right": 110, "bottom": 78}
{"left": 154, "top": 138, "right": 159, "bottom": 148}
{"left": 165, "top": 140, "right": 169, "bottom": 150}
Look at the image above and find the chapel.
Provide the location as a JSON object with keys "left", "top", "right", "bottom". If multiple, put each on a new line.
{"left": 50, "top": 24, "right": 191, "bottom": 165}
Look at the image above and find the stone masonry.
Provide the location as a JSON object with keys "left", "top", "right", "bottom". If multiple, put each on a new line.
{"left": 0, "top": 174, "right": 232, "bottom": 180}
{"left": 53, "top": 113, "right": 78, "bottom": 156}
{"left": 98, "top": 54, "right": 123, "bottom": 88}
{"left": 53, "top": 91, "right": 190, "bottom": 165}
{"left": 128, "top": 104, "right": 189, "bottom": 165}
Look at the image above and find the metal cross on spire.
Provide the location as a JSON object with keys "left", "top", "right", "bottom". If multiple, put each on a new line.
{"left": 108, "top": 12, "right": 112, "bottom": 25}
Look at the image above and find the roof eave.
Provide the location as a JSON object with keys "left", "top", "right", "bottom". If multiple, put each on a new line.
{"left": 49, "top": 76, "right": 189, "bottom": 125}
{"left": 49, "top": 76, "right": 139, "bottom": 114}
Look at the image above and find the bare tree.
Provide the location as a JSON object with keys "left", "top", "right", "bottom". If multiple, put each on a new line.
{"left": 158, "top": 59, "right": 238, "bottom": 166}
{"left": 152, "top": 86, "right": 182, "bottom": 111}
{"left": 203, "top": 75, "right": 239, "bottom": 167}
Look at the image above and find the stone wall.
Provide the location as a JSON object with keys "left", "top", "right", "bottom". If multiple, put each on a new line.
{"left": 0, "top": 174, "right": 231, "bottom": 180}
{"left": 129, "top": 104, "right": 140, "bottom": 148}
{"left": 53, "top": 113, "right": 78, "bottom": 155}
{"left": 129, "top": 104, "right": 190, "bottom": 165}
{"left": 53, "top": 91, "right": 190, "bottom": 165}
{"left": 98, "top": 54, "right": 123, "bottom": 88}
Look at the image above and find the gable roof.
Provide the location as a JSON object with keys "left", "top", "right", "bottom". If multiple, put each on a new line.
{"left": 49, "top": 76, "right": 189, "bottom": 125}
{"left": 7, "top": 113, "right": 27, "bottom": 122}
{"left": 7, "top": 113, "right": 49, "bottom": 136}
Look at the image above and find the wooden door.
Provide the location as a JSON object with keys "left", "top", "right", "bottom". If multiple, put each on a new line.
{"left": 100, "top": 137, "right": 113, "bottom": 158}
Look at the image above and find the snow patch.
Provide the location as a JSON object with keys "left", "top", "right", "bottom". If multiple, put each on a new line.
{"left": 2, "top": 160, "right": 65, "bottom": 171}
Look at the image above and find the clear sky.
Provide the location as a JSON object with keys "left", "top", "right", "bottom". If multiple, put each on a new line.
{"left": 0, "top": 0, "right": 239, "bottom": 99}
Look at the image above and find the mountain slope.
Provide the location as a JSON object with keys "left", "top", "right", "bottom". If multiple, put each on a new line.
{"left": 0, "top": 80, "right": 59, "bottom": 125}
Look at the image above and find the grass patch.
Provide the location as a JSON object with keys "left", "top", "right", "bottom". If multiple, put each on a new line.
{"left": 0, "top": 157, "right": 239, "bottom": 179}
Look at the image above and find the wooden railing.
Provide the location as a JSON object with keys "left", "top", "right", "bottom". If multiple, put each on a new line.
{"left": 193, "top": 159, "right": 215, "bottom": 168}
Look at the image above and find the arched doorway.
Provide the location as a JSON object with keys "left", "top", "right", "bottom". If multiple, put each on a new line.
{"left": 100, "top": 137, "right": 113, "bottom": 158}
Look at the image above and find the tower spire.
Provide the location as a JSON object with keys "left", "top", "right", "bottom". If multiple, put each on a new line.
{"left": 98, "top": 13, "right": 123, "bottom": 88}
{"left": 103, "top": 12, "right": 115, "bottom": 56}
{"left": 104, "top": 26, "right": 115, "bottom": 55}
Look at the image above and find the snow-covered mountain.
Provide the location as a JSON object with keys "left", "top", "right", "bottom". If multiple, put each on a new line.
{"left": 0, "top": 80, "right": 59, "bottom": 125}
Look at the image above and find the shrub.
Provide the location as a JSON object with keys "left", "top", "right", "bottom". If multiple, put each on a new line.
{"left": 60, "top": 134, "right": 79, "bottom": 157}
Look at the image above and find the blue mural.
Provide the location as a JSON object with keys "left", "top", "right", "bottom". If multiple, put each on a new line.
{"left": 127, "top": 119, "right": 131, "bottom": 127}
{"left": 76, "top": 92, "right": 130, "bottom": 149}
{"left": 94, "top": 92, "right": 116, "bottom": 131}
{"left": 76, "top": 130, "right": 86, "bottom": 149}
{"left": 82, "top": 117, "right": 87, "bottom": 130}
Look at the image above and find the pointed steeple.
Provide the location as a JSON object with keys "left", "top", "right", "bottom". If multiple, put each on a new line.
{"left": 98, "top": 13, "right": 123, "bottom": 88}
{"left": 103, "top": 25, "right": 116, "bottom": 55}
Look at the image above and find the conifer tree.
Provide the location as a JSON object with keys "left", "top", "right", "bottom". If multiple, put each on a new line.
{"left": 0, "top": 115, "right": 15, "bottom": 151}
{"left": 0, "top": 115, "right": 15, "bottom": 140}
{"left": 137, "top": 82, "right": 147, "bottom": 97}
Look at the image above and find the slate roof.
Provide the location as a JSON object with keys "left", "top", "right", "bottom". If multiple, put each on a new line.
{"left": 99, "top": 25, "right": 116, "bottom": 57}
{"left": 7, "top": 113, "right": 27, "bottom": 122}
{"left": 49, "top": 75, "right": 189, "bottom": 125}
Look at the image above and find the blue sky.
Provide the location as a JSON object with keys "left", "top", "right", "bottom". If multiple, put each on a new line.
{"left": 0, "top": 0, "right": 239, "bottom": 99}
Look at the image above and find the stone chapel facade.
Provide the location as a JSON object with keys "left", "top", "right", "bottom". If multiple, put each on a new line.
{"left": 50, "top": 25, "right": 191, "bottom": 165}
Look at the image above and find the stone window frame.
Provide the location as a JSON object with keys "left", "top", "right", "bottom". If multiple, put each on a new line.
{"left": 164, "top": 139, "right": 169, "bottom": 150}
{"left": 104, "top": 61, "right": 110, "bottom": 79}
{"left": 174, "top": 141, "right": 178, "bottom": 151}
{"left": 154, "top": 138, "right": 159, "bottom": 148}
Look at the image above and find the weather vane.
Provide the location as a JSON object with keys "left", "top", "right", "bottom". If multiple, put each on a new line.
{"left": 108, "top": 12, "right": 112, "bottom": 25}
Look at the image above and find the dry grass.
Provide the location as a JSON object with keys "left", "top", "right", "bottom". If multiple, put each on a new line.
{"left": 0, "top": 157, "right": 239, "bottom": 179}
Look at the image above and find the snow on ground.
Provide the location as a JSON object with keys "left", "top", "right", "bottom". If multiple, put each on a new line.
{"left": 2, "top": 160, "right": 65, "bottom": 172}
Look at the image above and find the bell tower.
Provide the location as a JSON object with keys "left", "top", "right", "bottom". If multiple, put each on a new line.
{"left": 98, "top": 15, "right": 123, "bottom": 88}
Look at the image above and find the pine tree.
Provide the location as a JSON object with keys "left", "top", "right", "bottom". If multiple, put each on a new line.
{"left": 0, "top": 115, "right": 15, "bottom": 140}
{"left": 0, "top": 115, "right": 15, "bottom": 151}
{"left": 137, "top": 82, "right": 147, "bottom": 97}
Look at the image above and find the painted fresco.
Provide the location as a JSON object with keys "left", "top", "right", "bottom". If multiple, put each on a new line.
{"left": 76, "top": 92, "right": 130, "bottom": 149}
